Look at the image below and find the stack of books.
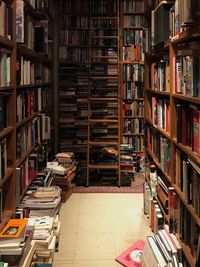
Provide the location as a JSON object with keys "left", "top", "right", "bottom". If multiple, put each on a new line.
{"left": 0, "top": 218, "right": 29, "bottom": 256}
{"left": 27, "top": 214, "right": 61, "bottom": 264}
{"left": 47, "top": 152, "right": 78, "bottom": 202}
{"left": 0, "top": 218, "right": 35, "bottom": 266}
{"left": 142, "top": 225, "right": 183, "bottom": 267}
{"left": 20, "top": 186, "right": 61, "bottom": 217}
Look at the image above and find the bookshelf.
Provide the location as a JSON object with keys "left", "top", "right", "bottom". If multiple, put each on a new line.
{"left": 0, "top": 0, "right": 54, "bottom": 231}
{"left": 58, "top": 0, "right": 90, "bottom": 185}
{"left": 119, "top": 0, "right": 148, "bottom": 181}
{"left": 87, "top": 0, "right": 120, "bottom": 186}
{"left": 144, "top": 0, "right": 200, "bottom": 266}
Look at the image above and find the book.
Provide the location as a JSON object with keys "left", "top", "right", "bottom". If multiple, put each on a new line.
{"left": 0, "top": 218, "right": 28, "bottom": 239}
{"left": 115, "top": 240, "right": 145, "bottom": 267}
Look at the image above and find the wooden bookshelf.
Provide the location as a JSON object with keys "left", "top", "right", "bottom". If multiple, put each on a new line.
{"left": 119, "top": 0, "right": 148, "bottom": 179}
{"left": 0, "top": 0, "right": 54, "bottom": 230}
{"left": 87, "top": 0, "right": 121, "bottom": 186}
{"left": 144, "top": 1, "right": 200, "bottom": 266}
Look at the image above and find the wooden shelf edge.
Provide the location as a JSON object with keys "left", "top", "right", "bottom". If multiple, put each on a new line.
{"left": 16, "top": 146, "right": 36, "bottom": 167}
{"left": 178, "top": 239, "right": 196, "bottom": 267}
{"left": 145, "top": 88, "right": 170, "bottom": 96}
{"left": 145, "top": 118, "right": 171, "bottom": 139}
{"left": 0, "top": 127, "right": 14, "bottom": 139}
{"left": 0, "top": 36, "right": 15, "bottom": 48}
{"left": 173, "top": 184, "right": 200, "bottom": 226}
{"left": 0, "top": 210, "right": 14, "bottom": 232}
{"left": 0, "top": 168, "right": 14, "bottom": 187}
{"left": 172, "top": 140, "right": 200, "bottom": 167}
{"left": 172, "top": 93, "right": 200, "bottom": 104}
{"left": 88, "top": 164, "right": 119, "bottom": 169}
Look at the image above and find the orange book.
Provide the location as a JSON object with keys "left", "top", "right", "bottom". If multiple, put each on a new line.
{"left": 0, "top": 218, "right": 28, "bottom": 239}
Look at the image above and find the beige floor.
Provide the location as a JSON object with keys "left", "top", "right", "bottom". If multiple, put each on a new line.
{"left": 53, "top": 193, "right": 152, "bottom": 267}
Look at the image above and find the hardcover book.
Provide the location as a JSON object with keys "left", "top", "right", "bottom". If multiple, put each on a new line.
{"left": 0, "top": 218, "right": 28, "bottom": 239}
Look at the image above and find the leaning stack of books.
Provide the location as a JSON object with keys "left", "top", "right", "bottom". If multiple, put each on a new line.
{"left": 27, "top": 215, "right": 60, "bottom": 264}
{"left": 20, "top": 186, "right": 61, "bottom": 217}
{"left": 142, "top": 225, "right": 183, "bottom": 266}
{"left": 47, "top": 152, "right": 78, "bottom": 202}
{"left": 0, "top": 218, "right": 32, "bottom": 265}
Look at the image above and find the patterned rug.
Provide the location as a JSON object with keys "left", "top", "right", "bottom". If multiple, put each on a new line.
{"left": 72, "top": 173, "right": 145, "bottom": 193}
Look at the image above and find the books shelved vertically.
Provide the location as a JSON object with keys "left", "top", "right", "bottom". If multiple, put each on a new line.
{"left": 144, "top": 1, "right": 200, "bottom": 266}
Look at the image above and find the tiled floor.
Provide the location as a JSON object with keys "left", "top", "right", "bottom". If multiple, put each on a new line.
{"left": 53, "top": 193, "right": 152, "bottom": 267}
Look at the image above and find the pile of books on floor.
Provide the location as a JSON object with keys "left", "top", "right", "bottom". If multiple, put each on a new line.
{"left": 142, "top": 225, "right": 183, "bottom": 267}
{"left": 27, "top": 214, "right": 60, "bottom": 264}
{"left": 2, "top": 186, "right": 62, "bottom": 265}
{"left": 20, "top": 186, "right": 61, "bottom": 217}
{"left": 0, "top": 218, "right": 32, "bottom": 265}
{"left": 47, "top": 152, "right": 78, "bottom": 202}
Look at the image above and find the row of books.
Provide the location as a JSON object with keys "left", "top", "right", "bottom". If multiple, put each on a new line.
{"left": 176, "top": 103, "right": 200, "bottom": 155}
{"left": 123, "top": 118, "right": 144, "bottom": 134}
{"left": 123, "top": 45, "right": 145, "bottom": 62}
{"left": 122, "top": 135, "right": 144, "bottom": 152}
{"left": 16, "top": 114, "right": 51, "bottom": 159}
{"left": 60, "top": 15, "right": 89, "bottom": 28}
{"left": 169, "top": 0, "right": 198, "bottom": 40}
{"left": 16, "top": 0, "right": 49, "bottom": 54}
{"left": 175, "top": 55, "right": 200, "bottom": 97}
{"left": 59, "top": 0, "right": 89, "bottom": 15}
{"left": 123, "top": 82, "right": 143, "bottom": 99}
{"left": 123, "top": 64, "right": 144, "bottom": 83}
{"left": 151, "top": 60, "right": 170, "bottom": 92}
{"left": 16, "top": 58, "right": 50, "bottom": 86}
{"left": 60, "top": 30, "right": 89, "bottom": 46}
{"left": 91, "top": 0, "right": 117, "bottom": 16}
{"left": 175, "top": 149, "right": 200, "bottom": 216}
{"left": 17, "top": 88, "right": 49, "bottom": 122}
{"left": 142, "top": 228, "right": 183, "bottom": 267}
{"left": 0, "top": 1, "right": 13, "bottom": 40}
{"left": 145, "top": 127, "right": 171, "bottom": 175}
{"left": 59, "top": 47, "right": 89, "bottom": 62}
{"left": 123, "top": 29, "right": 145, "bottom": 47}
{"left": 152, "top": 1, "right": 199, "bottom": 46}
{"left": 123, "top": 15, "right": 146, "bottom": 28}
{"left": 122, "top": 101, "right": 144, "bottom": 117}
{"left": 92, "top": 19, "right": 118, "bottom": 29}
{"left": 151, "top": 97, "right": 170, "bottom": 133}
{"left": 123, "top": 0, "right": 145, "bottom": 13}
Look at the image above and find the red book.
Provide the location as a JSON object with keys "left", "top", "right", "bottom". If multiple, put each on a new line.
{"left": 115, "top": 240, "right": 145, "bottom": 267}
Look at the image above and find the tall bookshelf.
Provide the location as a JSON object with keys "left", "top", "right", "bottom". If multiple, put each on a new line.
{"left": 0, "top": 0, "right": 54, "bottom": 230}
{"left": 58, "top": 0, "right": 90, "bottom": 185}
{"left": 119, "top": 0, "right": 148, "bottom": 182}
{"left": 144, "top": 0, "right": 200, "bottom": 266}
{"left": 87, "top": 0, "right": 120, "bottom": 186}
{"left": 57, "top": 0, "right": 150, "bottom": 186}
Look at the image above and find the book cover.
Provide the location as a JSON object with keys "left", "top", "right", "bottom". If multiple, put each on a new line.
{"left": 115, "top": 240, "right": 145, "bottom": 267}
{"left": 0, "top": 218, "right": 28, "bottom": 238}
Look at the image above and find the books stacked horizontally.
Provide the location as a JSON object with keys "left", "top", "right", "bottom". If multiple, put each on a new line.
{"left": 142, "top": 225, "right": 183, "bottom": 267}
{"left": 28, "top": 214, "right": 60, "bottom": 264}
{"left": 0, "top": 218, "right": 29, "bottom": 256}
{"left": 20, "top": 186, "right": 61, "bottom": 217}
{"left": 47, "top": 152, "right": 78, "bottom": 202}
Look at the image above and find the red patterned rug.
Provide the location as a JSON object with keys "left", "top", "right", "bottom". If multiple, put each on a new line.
{"left": 72, "top": 173, "right": 145, "bottom": 193}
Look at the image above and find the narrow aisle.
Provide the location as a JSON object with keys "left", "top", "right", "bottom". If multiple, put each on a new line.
{"left": 53, "top": 193, "right": 152, "bottom": 267}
